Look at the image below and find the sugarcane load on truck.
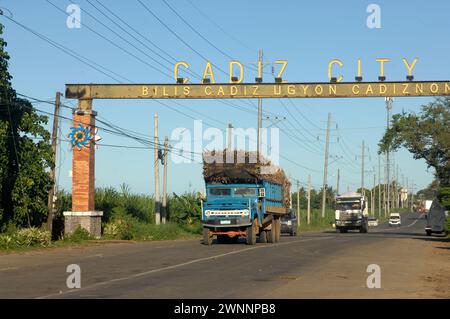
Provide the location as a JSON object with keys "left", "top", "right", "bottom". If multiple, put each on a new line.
{"left": 201, "top": 150, "right": 291, "bottom": 245}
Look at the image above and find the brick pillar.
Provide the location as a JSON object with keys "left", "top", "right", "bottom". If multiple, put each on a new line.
{"left": 64, "top": 100, "right": 103, "bottom": 238}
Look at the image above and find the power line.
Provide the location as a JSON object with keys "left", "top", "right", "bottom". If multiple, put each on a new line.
{"left": 46, "top": 0, "right": 172, "bottom": 79}
{"left": 1, "top": 13, "right": 129, "bottom": 82}
{"left": 136, "top": 0, "right": 228, "bottom": 76}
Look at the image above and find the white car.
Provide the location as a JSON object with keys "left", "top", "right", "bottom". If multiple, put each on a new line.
{"left": 368, "top": 217, "right": 378, "bottom": 227}
{"left": 388, "top": 213, "right": 401, "bottom": 226}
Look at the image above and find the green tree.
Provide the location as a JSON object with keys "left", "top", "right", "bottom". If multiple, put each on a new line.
{"left": 0, "top": 23, "right": 52, "bottom": 229}
{"left": 378, "top": 98, "right": 450, "bottom": 187}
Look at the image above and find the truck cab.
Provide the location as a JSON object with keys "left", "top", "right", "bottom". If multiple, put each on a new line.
{"left": 334, "top": 192, "right": 369, "bottom": 233}
{"left": 202, "top": 183, "right": 260, "bottom": 229}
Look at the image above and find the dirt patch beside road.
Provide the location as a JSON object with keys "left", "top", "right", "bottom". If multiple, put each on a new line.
{"left": 265, "top": 235, "right": 450, "bottom": 298}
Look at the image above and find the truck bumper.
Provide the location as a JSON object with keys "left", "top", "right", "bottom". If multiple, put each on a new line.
{"left": 335, "top": 220, "right": 362, "bottom": 228}
{"left": 203, "top": 219, "right": 251, "bottom": 228}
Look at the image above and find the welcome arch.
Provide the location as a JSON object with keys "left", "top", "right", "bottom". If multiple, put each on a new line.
{"left": 63, "top": 80, "right": 450, "bottom": 237}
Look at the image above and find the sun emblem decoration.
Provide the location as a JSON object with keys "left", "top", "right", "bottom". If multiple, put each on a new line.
{"left": 68, "top": 124, "right": 93, "bottom": 150}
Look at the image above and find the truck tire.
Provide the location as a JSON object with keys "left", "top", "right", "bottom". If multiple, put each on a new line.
{"left": 360, "top": 221, "right": 368, "bottom": 233}
{"left": 275, "top": 218, "right": 281, "bottom": 242}
{"left": 203, "top": 227, "right": 212, "bottom": 246}
{"left": 267, "top": 219, "right": 277, "bottom": 243}
{"left": 259, "top": 230, "right": 267, "bottom": 243}
{"left": 246, "top": 219, "right": 257, "bottom": 245}
{"left": 426, "top": 229, "right": 432, "bottom": 236}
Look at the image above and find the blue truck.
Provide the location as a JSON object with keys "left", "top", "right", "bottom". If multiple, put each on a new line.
{"left": 201, "top": 152, "right": 290, "bottom": 245}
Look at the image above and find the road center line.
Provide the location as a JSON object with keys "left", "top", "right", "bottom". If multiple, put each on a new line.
{"left": 37, "top": 236, "right": 332, "bottom": 299}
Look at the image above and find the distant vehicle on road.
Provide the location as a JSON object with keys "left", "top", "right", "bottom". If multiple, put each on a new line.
{"left": 334, "top": 192, "right": 369, "bottom": 233}
{"left": 388, "top": 213, "right": 401, "bottom": 227}
{"left": 280, "top": 209, "right": 297, "bottom": 236}
{"left": 368, "top": 217, "right": 378, "bottom": 227}
{"left": 425, "top": 198, "right": 448, "bottom": 236}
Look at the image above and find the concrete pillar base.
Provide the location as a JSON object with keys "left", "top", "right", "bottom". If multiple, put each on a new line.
{"left": 63, "top": 211, "right": 103, "bottom": 239}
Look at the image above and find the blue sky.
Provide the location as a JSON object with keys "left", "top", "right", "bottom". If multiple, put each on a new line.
{"left": 2, "top": 0, "right": 449, "bottom": 194}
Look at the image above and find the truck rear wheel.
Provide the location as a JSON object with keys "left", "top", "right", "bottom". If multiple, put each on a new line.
{"left": 267, "top": 219, "right": 277, "bottom": 243}
{"left": 203, "top": 227, "right": 212, "bottom": 246}
{"left": 246, "top": 219, "right": 257, "bottom": 245}
{"left": 259, "top": 230, "right": 267, "bottom": 243}
{"left": 275, "top": 217, "right": 281, "bottom": 242}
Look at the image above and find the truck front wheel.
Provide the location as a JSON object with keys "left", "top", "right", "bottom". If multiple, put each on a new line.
{"left": 246, "top": 219, "right": 257, "bottom": 245}
{"left": 203, "top": 227, "right": 213, "bottom": 246}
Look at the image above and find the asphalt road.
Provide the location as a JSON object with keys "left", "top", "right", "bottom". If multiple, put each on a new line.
{"left": 0, "top": 211, "right": 447, "bottom": 298}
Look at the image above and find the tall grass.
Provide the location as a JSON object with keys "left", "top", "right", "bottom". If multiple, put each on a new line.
{"left": 297, "top": 208, "right": 335, "bottom": 232}
{"left": 52, "top": 184, "right": 202, "bottom": 241}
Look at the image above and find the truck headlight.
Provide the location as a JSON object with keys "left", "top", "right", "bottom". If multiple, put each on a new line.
{"left": 205, "top": 210, "right": 210, "bottom": 216}
{"left": 287, "top": 221, "right": 292, "bottom": 226}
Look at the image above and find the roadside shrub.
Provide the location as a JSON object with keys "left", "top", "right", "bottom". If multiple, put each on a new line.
{"left": 0, "top": 227, "right": 51, "bottom": 249}
{"left": 167, "top": 192, "right": 201, "bottom": 225}
{"left": 61, "top": 226, "right": 92, "bottom": 243}
{"left": 102, "top": 207, "right": 136, "bottom": 240}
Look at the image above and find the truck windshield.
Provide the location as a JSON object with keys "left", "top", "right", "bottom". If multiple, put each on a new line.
{"left": 336, "top": 202, "right": 361, "bottom": 210}
{"left": 233, "top": 187, "right": 256, "bottom": 196}
{"left": 209, "top": 188, "right": 231, "bottom": 196}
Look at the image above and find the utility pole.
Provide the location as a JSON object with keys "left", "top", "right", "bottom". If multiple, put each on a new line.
{"left": 361, "top": 140, "right": 365, "bottom": 197}
{"left": 410, "top": 180, "right": 414, "bottom": 212}
{"left": 321, "top": 112, "right": 331, "bottom": 218}
{"left": 297, "top": 180, "right": 300, "bottom": 226}
{"left": 406, "top": 177, "right": 409, "bottom": 209}
{"left": 257, "top": 49, "right": 263, "bottom": 163}
{"left": 378, "top": 154, "right": 381, "bottom": 217}
{"left": 161, "top": 136, "right": 168, "bottom": 224}
{"left": 47, "top": 92, "right": 61, "bottom": 235}
{"left": 154, "top": 113, "right": 160, "bottom": 225}
{"left": 396, "top": 164, "right": 399, "bottom": 209}
{"left": 372, "top": 173, "right": 376, "bottom": 215}
{"left": 227, "top": 123, "right": 233, "bottom": 152}
{"left": 307, "top": 174, "right": 311, "bottom": 225}
{"left": 401, "top": 174, "right": 405, "bottom": 208}
{"left": 336, "top": 168, "right": 340, "bottom": 195}
{"left": 385, "top": 97, "right": 393, "bottom": 215}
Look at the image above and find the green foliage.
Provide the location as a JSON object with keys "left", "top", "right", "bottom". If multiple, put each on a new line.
{"left": 417, "top": 179, "right": 440, "bottom": 201}
{"left": 0, "top": 227, "right": 51, "bottom": 250}
{"left": 60, "top": 226, "right": 92, "bottom": 243}
{"left": 437, "top": 186, "right": 450, "bottom": 210}
{"left": 297, "top": 208, "right": 335, "bottom": 232}
{"left": 379, "top": 98, "right": 450, "bottom": 186}
{"left": 0, "top": 23, "right": 52, "bottom": 230}
{"left": 96, "top": 184, "right": 154, "bottom": 223}
{"left": 103, "top": 206, "right": 201, "bottom": 241}
{"left": 167, "top": 192, "right": 201, "bottom": 225}
{"left": 103, "top": 206, "right": 135, "bottom": 240}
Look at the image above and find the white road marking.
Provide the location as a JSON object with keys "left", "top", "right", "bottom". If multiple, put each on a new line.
{"left": 0, "top": 267, "right": 18, "bottom": 272}
{"left": 37, "top": 236, "right": 332, "bottom": 299}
